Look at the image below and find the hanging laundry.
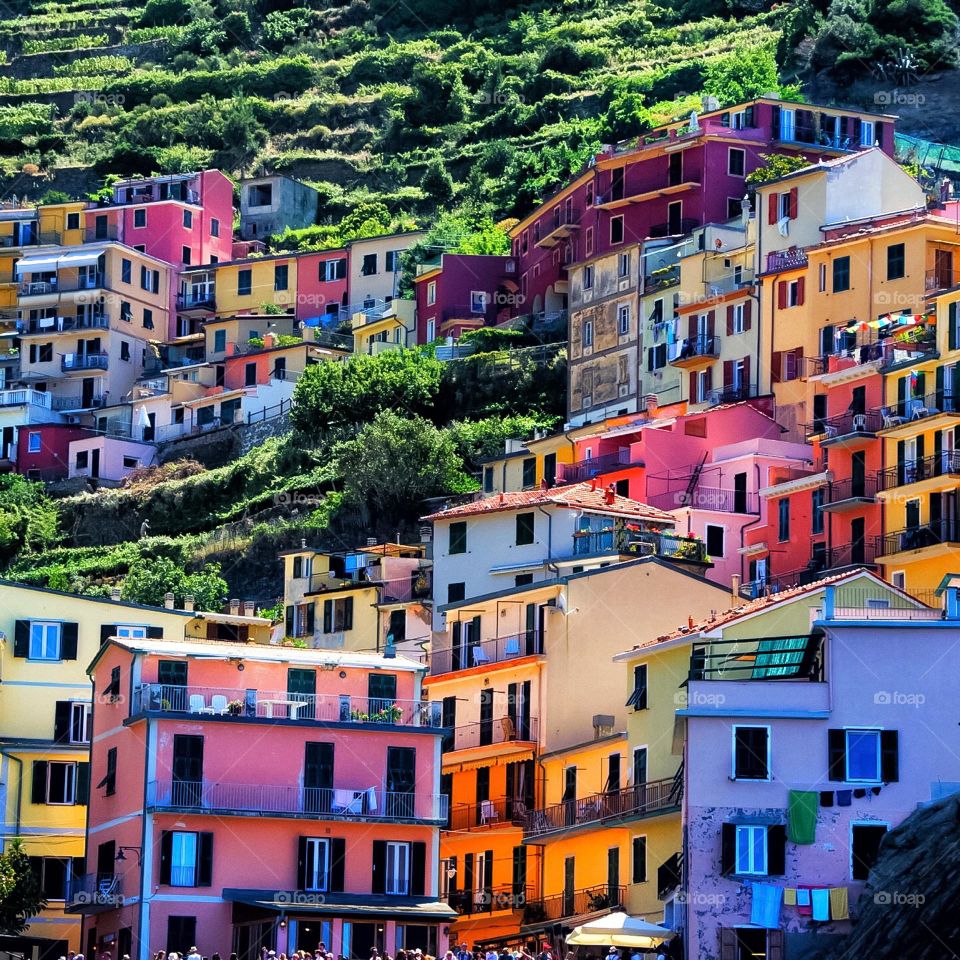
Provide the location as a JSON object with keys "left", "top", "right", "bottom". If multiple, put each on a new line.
{"left": 853, "top": 788, "right": 868, "bottom": 799}
{"left": 811, "top": 888, "right": 830, "bottom": 921}
{"left": 796, "top": 887, "right": 812, "bottom": 916}
{"left": 836, "top": 789, "right": 853, "bottom": 807}
{"left": 871, "top": 786, "right": 882, "bottom": 796}
{"left": 829, "top": 887, "right": 849, "bottom": 920}
{"left": 783, "top": 888, "right": 797, "bottom": 906}
{"left": 819, "top": 791, "right": 835, "bottom": 807}
{"left": 788, "top": 790, "right": 818, "bottom": 844}
{"left": 750, "top": 882, "right": 783, "bottom": 929}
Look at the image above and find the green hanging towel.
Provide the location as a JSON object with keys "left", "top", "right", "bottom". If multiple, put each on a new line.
{"left": 788, "top": 790, "right": 818, "bottom": 844}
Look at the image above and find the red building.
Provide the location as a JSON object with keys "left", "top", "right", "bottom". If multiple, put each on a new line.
{"left": 16, "top": 422, "right": 93, "bottom": 480}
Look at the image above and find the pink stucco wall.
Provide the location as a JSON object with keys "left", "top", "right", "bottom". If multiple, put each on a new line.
{"left": 296, "top": 250, "right": 349, "bottom": 322}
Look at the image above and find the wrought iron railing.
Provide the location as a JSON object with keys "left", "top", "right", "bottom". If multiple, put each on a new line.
{"left": 446, "top": 716, "right": 539, "bottom": 752}
{"left": 877, "top": 452, "right": 960, "bottom": 490}
{"left": 876, "top": 519, "right": 960, "bottom": 557}
{"left": 430, "top": 632, "right": 543, "bottom": 674}
{"left": 689, "top": 633, "right": 824, "bottom": 682}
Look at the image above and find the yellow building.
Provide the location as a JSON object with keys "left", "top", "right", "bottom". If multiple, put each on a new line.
{"left": 874, "top": 285, "right": 960, "bottom": 593}
{"left": 195, "top": 254, "right": 299, "bottom": 319}
{"left": 352, "top": 299, "right": 416, "bottom": 355}
{"left": 0, "top": 581, "right": 194, "bottom": 960}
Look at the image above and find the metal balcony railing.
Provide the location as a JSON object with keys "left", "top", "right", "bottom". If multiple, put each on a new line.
{"left": 19, "top": 315, "right": 110, "bottom": 336}
{"left": 765, "top": 249, "right": 808, "bottom": 273}
{"left": 880, "top": 392, "right": 960, "bottom": 427}
{"left": 807, "top": 409, "right": 883, "bottom": 439}
{"left": 66, "top": 873, "right": 123, "bottom": 912}
{"left": 51, "top": 393, "right": 106, "bottom": 411}
{"left": 147, "top": 779, "right": 448, "bottom": 822}
{"left": 573, "top": 528, "right": 710, "bottom": 564}
{"left": 646, "top": 485, "right": 759, "bottom": 514}
{"left": 689, "top": 633, "right": 824, "bottom": 682}
{"left": 557, "top": 449, "right": 640, "bottom": 483}
{"left": 524, "top": 775, "right": 682, "bottom": 839}
{"left": 523, "top": 884, "right": 625, "bottom": 923}
{"left": 430, "top": 632, "right": 543, "bottom": 675}
{"left": 649, "top": 218, "right": 698, "bottom": 238}
{"left": 706, "top": 383, "right": 759, "bottom": 407}
{"left": 447, "top": 797, "right": 530, "bottom": 831}
{"left": 132, "top": 683, "right": 442, "bottom": 728}
{"left": 447, "top": 884, "right": 533, "bottom": 915}
{"left": 20, "top": 274, "right": 104, "bottom": 296}
{"left": 177, "top": 290, "right": 216, "bottom": 310}
{"left": 824, "top": 476, "right": 878, "bottom": 504}
{"left": 445, "top": 716, "right": 538, "bottom": 752}
{"left": 876, "top": 519, "right": 960, "bottom": 557}
{"left": 378, "top": 573, "right": 432, "bottom": 603}
{"left": 62, "top": 352, "right": 108, "bottom": 372}
{"left": 670, "top": 335, "right": 720, "bottom": 364}
{"left": 877, "top": 452, "right": 960, "bottom": 491}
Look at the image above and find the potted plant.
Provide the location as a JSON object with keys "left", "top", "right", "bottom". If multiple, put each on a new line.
{"left": 228, "top": 699, "right": 243, "bottom": 716}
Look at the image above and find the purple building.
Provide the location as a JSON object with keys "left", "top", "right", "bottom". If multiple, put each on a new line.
{"left": 674, "top": 571, "right": 960, "bottom": 960}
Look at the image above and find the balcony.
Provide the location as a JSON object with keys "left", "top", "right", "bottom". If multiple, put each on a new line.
{"left": 20, "top": 274, "right": 104, "bottom": 297}
{"left": 648, "top": 217, "right": 698, "bottom": 238}
{"left": 65, "top": 874, "right": 123, "bottom": 914}
{"left": 807, "top": 409, "right": 882, "bottom": 448}
{"left": 822, "top": 476, "right": 878, "bottom": 511}
{"left": 132, "top": 683, "right": 443, "bottom": 728}
{"left": 0, "top": 388, "right": 51, "bottom": 409}
{"left": 670, "top": 335, "right": 720, "bottom": 368}
{"left": 877, "top": 452, "right": 960, "bottom": 492}
{"left": 706, "top": 270, "right": 755, "bottom": 296}
{"left": 378, "top": 573, "right": 432, "bottom": 604}
{"left": 646, "top": 485, "right": 759, "bottom": 515}
{"left": 524, "top": 775, "right": 682, "bottom": 840}
{"left": 20, "top": 315, "right": 110, "bottom": 336}
{"left": 430, "top": 632, "right": 543, "bottom": 675}
{"left": 147, "top": 779, "right": 448, "bottom": 823}
{"left": 448, "top": 884, "right": 532, "bottom": 916}
{"left": 878, "top": 392, "right": 960, "bottom": 436}
{"left": 62, "top": 352, "right": 109, "bottom": 373}
{"left": 876, "top": 519, "right": 960, "bottom": 561}
{"left": 926, "top": 266, "right": 960, "bottom": 293}
{"left": 312, "top": 329, "right": 354, "bottom": 352}
{"left": 643, "top": 264, "right": 680, "bottom": 293}
{"left": 447, "top": 797, "right": 529, "bottom": 831}
{"left": 597, "top": 179, "right": 700, "bottom": 212}
{"left": 445, "top": 716, "right": 539, "bottom": 753}
{"left": 706, "top": 383, "right": 759, "bottom": 407}
{"left": 523, "top": 884, "right": 625, "bottom": 924}
{"left": 573, "top": 528, "right": 710, "bottom": 565}
{"left": 557, "top": 449, "right": 642, "bottom": 484}
{"left": 177, "top": 290, "right": 216, "bottom": 312}
{"left": 689, "top": 632, "right": 825, "bottom": 682}
{"left": 536, "top": 209, "right": 582, "bottom": 248}
{"left": 0, "top": 230, "right": 61, "bottom": 248}
{"left": 765, "top": 249, "right": 808, "bottom": 273}
{"left": 51, "top": 393, "right": 106, "bottom": 411}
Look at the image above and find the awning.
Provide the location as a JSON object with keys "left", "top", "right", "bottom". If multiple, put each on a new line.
{"left": 56, "top": 249, "right": 104, "bottom": 268}
{"left": 15, "top": 254, "right": 60, "bottom": 274}
{"left": 223, "top": 889, "right": 456, "bottom": 921}
{"left": 444, "top": 748, "right": 536, "bottom": 773}
{"left": 566, "top": 912, "right": 676, "bottom": 948}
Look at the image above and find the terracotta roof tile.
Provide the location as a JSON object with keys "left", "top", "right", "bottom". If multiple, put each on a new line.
{"left": 420, "top": 482, "right": 675, "bottom": 523}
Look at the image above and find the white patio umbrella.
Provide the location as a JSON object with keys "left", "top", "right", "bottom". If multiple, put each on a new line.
{"left": 566, "top": 912, "right": 675, "bottom": 949}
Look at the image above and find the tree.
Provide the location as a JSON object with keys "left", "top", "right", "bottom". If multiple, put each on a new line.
{"left": 447, "top": 414, "right": 559, "bottom": 470}
{"left": 702, "top": 47, "right": 801, "bottom": 106}
{"left": 420, "top": 158, "right": 455, "bottom": 205}
{"left": 745, "top": 152, "right": 812, "bottom": 187}
{"left": 121, "top": 558, "right": 227, "bottom": 611}
{"left": 335, "top": 412, "right": 474, "bottom": 531}
{"left": 0, "top": 839, "right": 45, "bottom": 936}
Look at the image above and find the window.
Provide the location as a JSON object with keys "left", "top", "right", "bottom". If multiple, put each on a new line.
{"left": 121, "top": 258, "right": 131, "bottom": 283}
{"left": 812, "top": 487, "right": 825, "bottom": 534}
{"left": 213, "top": 329, "right": 226, "bottom": 352}
{"left": 274, "top": 264, "right": 289, "bottom": 291}
{"left": 30, "top": 622, "right": 61, "bottom": 660}
{"left": 626, "top": 664, "right": 647, "bottom": 710}
{"left": 41, "top": 761, "right": 78, "bottom": 805}
{"left": 733, "top": 726, "right": 769, "bottom": 780}
{"left": 887, "top": 243, "right": 905, "bottom": 280}
{"left": 522, "top": 458, "right": 536, "bottom": 488}
{"left": 303, "top": 837, "right": 331, "bottom": 891}
{"left": 618, "top": 252, "right": 630, "bottom": 278}
{"left": 323, "top": 258, "right": 347, "bottom": 281}
{"left": 727, "top": 197, "right": 742, "bottom": 219}
{"left": 778, "top": 498, "right": 790, "bottom": 541}
{"left": 248, "top": 183, "right": 272, "bottom": 206}
{"left": 28, "top": 431, "right": 41, "bottom": 453}
{"left": 617, "top": 303, "right": 631, "bottom": 335}
{"left": 120, "top": 341, "right": 131, "bottom": 362}
{"left": 210, "top": 218, "right": 220, "bottom": 238}
{"left": 515, "top": 574, "right": 533, "bottom": 586}
{"left": 120, "top": 300, "right": 132, "bottom": 322}
{"left": 183, "top": 210, "right": 193, "bottom": 229}
{"left": 143, "top": 307, "right": 154, "bottom": 330}
{"left": 134, "top": 209, "right": 146, "bottom": 228}
{"left": 426, "top": 281, "right": 436, "bottom": 306}
{"left": 728, "top": 148, "right": 746, "bottom": 177}
{"left": 97, "top": 746, "right": 117, "bottom": 796}
{"left": 819, "top": 262, "right": 827, "bottom": 292}
{"left": 735, "top": 825, "right": 767, "bottom": 875}
{"left": 385, "top": 841, "right": 410, "bottom": 895}
{"left": 483, "top": 467, "right": 493, "bottom": 493}
{"left": 731, "top": 303, "right": 745, "bottom": 334}
{"left": 583, "top": 319, "right": 594, "bottom": 348}
{"left": 322, "top": 597, "right": 354, "bottom": 633}
{"left": 845, "top": 729, "right": 883, "bottom": 782}
{"left": 585, "top": 227, "right": 594, "bottom": 256}
{"left": 861, "top": 119, "right": 875, "bottom": 146}
{"left": 583, "top": 265, "right": 594, "bottom": 290}
{"left": 426, "top": 318, "right": 435, "bottom": 342}
{"left": 160, "top": 830, "right": 213, "bottom": 888}
{"left": 852, "top": 824, "right": 887, "bottom": 880}
{"left": 647, "top": 342, "right": 667, "bottom": 371}
{"left": 29, "top": 856, "right": 74, "bottom": 900}
{"left": 238, "top": 269, "right": 252, "bottom": 296}
{"left": 470, "top": 290, "right": 487, "bottom": 314}
{"left": 245, "top": 362, "right": 257, "bottom": 387}
{"left": 75, "top": 449, "right": 89, "bottom": 470}
{"left": 516, "top": 512, "right": 535, "bottom": 545}
{"left": 447, "top": 582, "right": 465, "bottom": 603}
{"left": 361, "top": 253, "right": 378, "bottom": 276}
{"left": 610, "top": 216, "right": 624, "bottom": 244}
{"left": 705, "top": 524, "right": 724, "bottom": 558}
{"left": 449, "top": 521, "right": 467, "bottom": 555}
{"left": 833, "top": 256, "right": 851, "bottom": 292}
{"left": 631, "top": 836, "right": 647, "bottom": 883}
{"left": 67, "top": 212, "right": 80, "bottom": 230}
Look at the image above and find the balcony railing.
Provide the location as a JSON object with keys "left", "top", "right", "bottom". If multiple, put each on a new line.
{"left": 379, "top": 573, "right": 432, "bottom": 603}
{"left": 430, "top": 632, "right": 543, "bottom": 675}
{"left": 706, "top": 271, "right": 755, "bottom": 296}
{"left": 51, "top": 393, "right": 106, "bottom": 410}
{"left": 808, "top": 409, "right": 883, "bottom": 440}
{"left": 877, "top": 452, "right": 960, "bottom": 491}
{"left": 765, "top": 249, "right": 808, "bottom": 273}
{"left": 880, "top": 392, "right": 960, "bottom": 427}
{"left": 177, "top": 290, "right": 216, "bottom": 310}
{"left": 446, "top": 716, "right": 538, "bottom": 752}
{"left": 524, "top": 775, "right": 682, "bottom": 839}
{"left": 132, "top": 683, "right": 442, "bottom": 728}
{"left": 84, "top": 226, "right": 121, "bottom": 242}
{"left": 649, "top": 218, "right": 698, "bottom": 238}
{"left": 20, "top": 315, "right": 109, "bottom": 335}
{"left": 824, "top": 476, "right": 878, "bottom": 504}
{"left": 448, "top": 884, "right": 532, "bottom": 916}
{"left": 689, "top": 633, "right": 824, "bottom": 682}
{"left": 573, "top": 528, "right": 710, "bottom": 564}
{"left": 524, "top": 884, "right": 625, "bottom": 923}
{"left": 646, "top": 485, "right": 759, "bottom": 514}
{"left": 20, "top": 274, "right": 104, "bottom": 296}
{"left": 706, "top": 383, "right": 758, "bottom": 407}
{"left": 557, "top": 449, "right": 640, "bottom": 483}
{"left": 147, "top": 779, "right": 448, "bottom": 822}
{"left": 670, "top": 335, "right": 720, "bottom": 364}
{"left": 312, "top": 329, "right": 354, "bottom": 351}
{"left": 926, "top": 267, "right": 960, "bottom": 292}
{"left": 66, "top": 873, "right": 123, "bottom": 912}
{"left": 537, "top": 209, "right": 582, "bottom": 247}
{"left": 447, "top": 796, "right": 530, "bottom": 831}
{"left": 824, "top": 586, "right": 942, "bottom": 620}
{"left": 62, "top": 352, "right": 109, "bottom": 372}
{"left": 0, "top": 388, "right": 50, "bottom": 408}
{"left": 876, "top": 519, "right": 960, "bottom": 557}
{"left": 643, "top": 265, "right": 680, "bottom": 292}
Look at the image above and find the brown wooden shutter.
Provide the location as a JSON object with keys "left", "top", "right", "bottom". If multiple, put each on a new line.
{"left": 743, "top": 355, "right": 751, "bottom": 389}
{"left": 723, "top": 360, "right": 734, "bottom": 389}
{"left": 688, "top": 315, "right": 698, "bottom": 339}
{"left": 689, "top": 372, "right": 697, "bottom": 402}
{"left": 744, "top": 299, "right": 752, "bottom": 331}
{"left": 767, "top": 930, "right": 785, "bottom": 960}
{"left": 707, "top": 310, "right": 716, "bottom": 337}
{"left": 797, "top": 276, "right": 806, "bottom": 306}
{"left": 789, "top": 187, "right": 799, "bottom": 219}
{"left": 726, "top": 305, "right": 734, "bottom": 335}
{"left": 777, "top": 281, "right": 787, "bottom": 310}
{"left": 768, "top": 193, "right": 778, "bottom": 225}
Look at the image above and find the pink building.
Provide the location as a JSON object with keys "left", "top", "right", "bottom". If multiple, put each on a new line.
{"left": 677, "top": 575, "right": 960, "bottom": 960}
{"left": 296, "top": 250, "right": 349, "bottom": 323}
{"left": 73, "top": 638, "right": 452, "bottom": 960}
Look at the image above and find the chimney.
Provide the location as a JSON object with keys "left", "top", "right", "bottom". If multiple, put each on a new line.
{"left": 589, "top": 478, "right": 597, "bottom": 491}
{"left": 604, "top": 483, "right": 616, "bottom": 505}
{"left": 163, "top": 592, "right": 175, "bottom": 610}
{"left": 300, "top": 538, "right": 307, "bottom": 549}
{"left": 229, "top": 598, "right": 240, "bottom": 615}
{"left": 645, "top": 394, "right": 658, "bottom": 416}
{"left": 263, "top": 331, "right": 276, "bottom": 349}
{"left": 243, "top": 601, "right": 255, "bottom": 616}
{"left": 110, "top": 586, "right": 121, "bottom": 601}
{"left": 731, "top": 574, "right": 741, "bottom": 604}
{"left": 183, "top": 595, "right": 195, "bottom": 612}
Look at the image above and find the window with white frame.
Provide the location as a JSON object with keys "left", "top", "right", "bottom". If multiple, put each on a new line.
{"left": 732, "top": 725, "right": 769, "bottom": 779}
{"left": 735, "top": 824, "right": 767, "bottom": 875}
{"left": 426, "top": 319, "right": 435, "bottom": 341}
{"left": 115, "top": 625, "right": 148, "bottom": 638}
{"left": 426, "top": 282, "right": 436, "bottom": 306}
{"left": 28, "top": 432, "right": 41, "bottom": 453}
{"left": 617, "top": 303, "right": 631, "bottom": 335}
{"left": 30, "top": 622, "right": 61, "bottom": 660}
{"left": 69, "top": 702, "right": 90, "bottom": 744}
{"left": 470, "top": 291, "right": 487, "bottom": 314}
{"left": 45, "top": 761, "right": 78, "bottom": 805}
{"left": 171, "top": 831, "right": 198, "bottom": 886}
{"left": 385, "top": 841, "right": 410, "bottom": 895}
{"left": 779, "top": 192, "right": 793, "bottom": 220}
{"left": 787, "top": 279, "right": 802, "bottom": 306}
{"left": 732, "top": 303, "right": 745, "bottom": 334}
{"left": 845, "top": 729, "right": 882, "bottom": 782}
{"left": 583, "top": 320, "right": 594, "bottom": 348}
{"left": 618, "top": 252, "right": 630, "bottom": 278}
{"left": 728, "top": 148, "right": 746, "bottom": 177}
{"left": 583, "top": 265, "right": 594, "bottom": 290}
{"left": 860, "top": 120, "right": 875, "bottom": 146}
{"left": 304, "top": 837, "right": 331, "bottom": 892}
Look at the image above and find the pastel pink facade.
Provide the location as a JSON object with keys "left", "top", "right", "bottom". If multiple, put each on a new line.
{"left": 76, "top": 639, "right": 451, "bottom": 960}
{"left": 296, "top": 250, "right": 349, "bottom": 322}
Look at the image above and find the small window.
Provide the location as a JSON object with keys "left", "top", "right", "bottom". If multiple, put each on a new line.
{"left": 97, "top": 747, "right": 117, "bottom": 796}
{"left": 483, "top": 467, "right": 493, "bottom": 493}
{"left": 617, "top": 303, "right": 630, "bottom": 335}
{"left": 626, "top": 664, "right": 647, "bottom": 710}
{"left": 67, "top": 212, "right": 80, "bottom": 230}
{"left": 183, "top": 210, "right": 193, "bottom": 229}
{"left": 181, "top": 246, "right": 191, "bottom": 266}
{"left": 385, "top": 841, "right": 410, "bottom": 895}
{"left": 75, "top": 450, "right": 89, "bottom": 469}
{"left": 122, "top": 456, "right": 139, "bottom": 469}
{"left": 618, "top": 252, "right": 630, "bottom": 278}
{"left": 610, "top": 216, "right": 624, "bottom": 245}
{"left": 735, "top": 824, "right": 767, "bottom": 875}
{"left": 386, "top": 250, "right": 400, "bottom": 272}
{"left": 833, "top": 256, "right": 851, "bottom": 293}
{"left": 28, "top": 432, "right": 41, "bottom": 453}
{"left": 515, "top": 574, "right": 533, "bottom": 586}
{"left": 845, "top": 729, "right": 882, "bottom": 782}
{"left": 705, "top": 524, "right": 724, "bottom": 558}
{"left": 632, "top": 836, "right": 647, "bottom": 883}
{"left": 143, "top": 308, "right": 154, "bottom": 330}
{"left": 303, "top": 837, "right": 331, "bottom": 892}
{"left": 733, "top": 726, "right": 769, "bottom": 780}
{"left": 213, "top": 329, "right": 226, "bottom": 353}
{"left": 121, "top": 258, "right": 131, "bottom": 284}
{"left": 426, "top": 281, "right": 436, "bottom": 306}
{"left": 470, "top": 290, "right": 487, "bottom": 314}
{"left": 583, "top": 320, "right": 594, "bottom": 348}
{"left": 120, "top": 341, "right": 131, "bottom": 362}
{"left": 811, "top": 488, "right": 825, "bottom": 535}
{"left": 274, "top": 264, "right": 289, "bottom": 291}
{"left": 728, "top": 148, "right": 746, "bottom": 177}
{"left": 70, "top": 702, "right": 90, "bottom": 743}
{"left": 583, "top": 265, "right": 594, "bottom": 290}
{"left": 447, "top": 582, "right": 465, "bottom": 603}
{"left": 887, "top": 243, "right": 905, "bottom": 280}
{"left": 361, "top": 253, "right": 378, "bottom": 276}
{"left": 516, "top": 512, "right": 535, "bottom": 545}
{"left": 238, "top": 269, "right": 252, "bottom": 296}
{"left": 448, "top": 521, "right": 467, "bottom": 555}
{"left": 522, "top": 458, "right": 536, "bottom": 488}
{"left": 778, "top": 498, "right": 790, "bottom": 541}
{"left": 43, "top": 761, "right": 78, "bottom": 805}
{"left": 210, "top": 218, "right": 220, "bottom": 238}
{"left": 851, "top": 824, "right": 887, "bottom": 880}
{"left": 134, "top": 209, "right": 146, "bottom": 228}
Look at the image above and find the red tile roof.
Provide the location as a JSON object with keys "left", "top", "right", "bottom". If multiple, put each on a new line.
{"left": 420, "top": 482, "right": 675, "bottom": 523}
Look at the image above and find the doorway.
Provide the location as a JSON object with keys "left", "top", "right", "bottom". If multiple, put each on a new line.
{"left": 172, "top": 733, "right": 203, "bottom": 805}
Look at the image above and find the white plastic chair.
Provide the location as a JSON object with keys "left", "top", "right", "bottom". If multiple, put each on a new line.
{"left": 472, "top": 646, "right": 491, "bottom": 666}
{"left": 210, "top": 695, "right": 228, "bottom": 714}
{"left": 188, "top": 694, "right": 206, "bottom": 714}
